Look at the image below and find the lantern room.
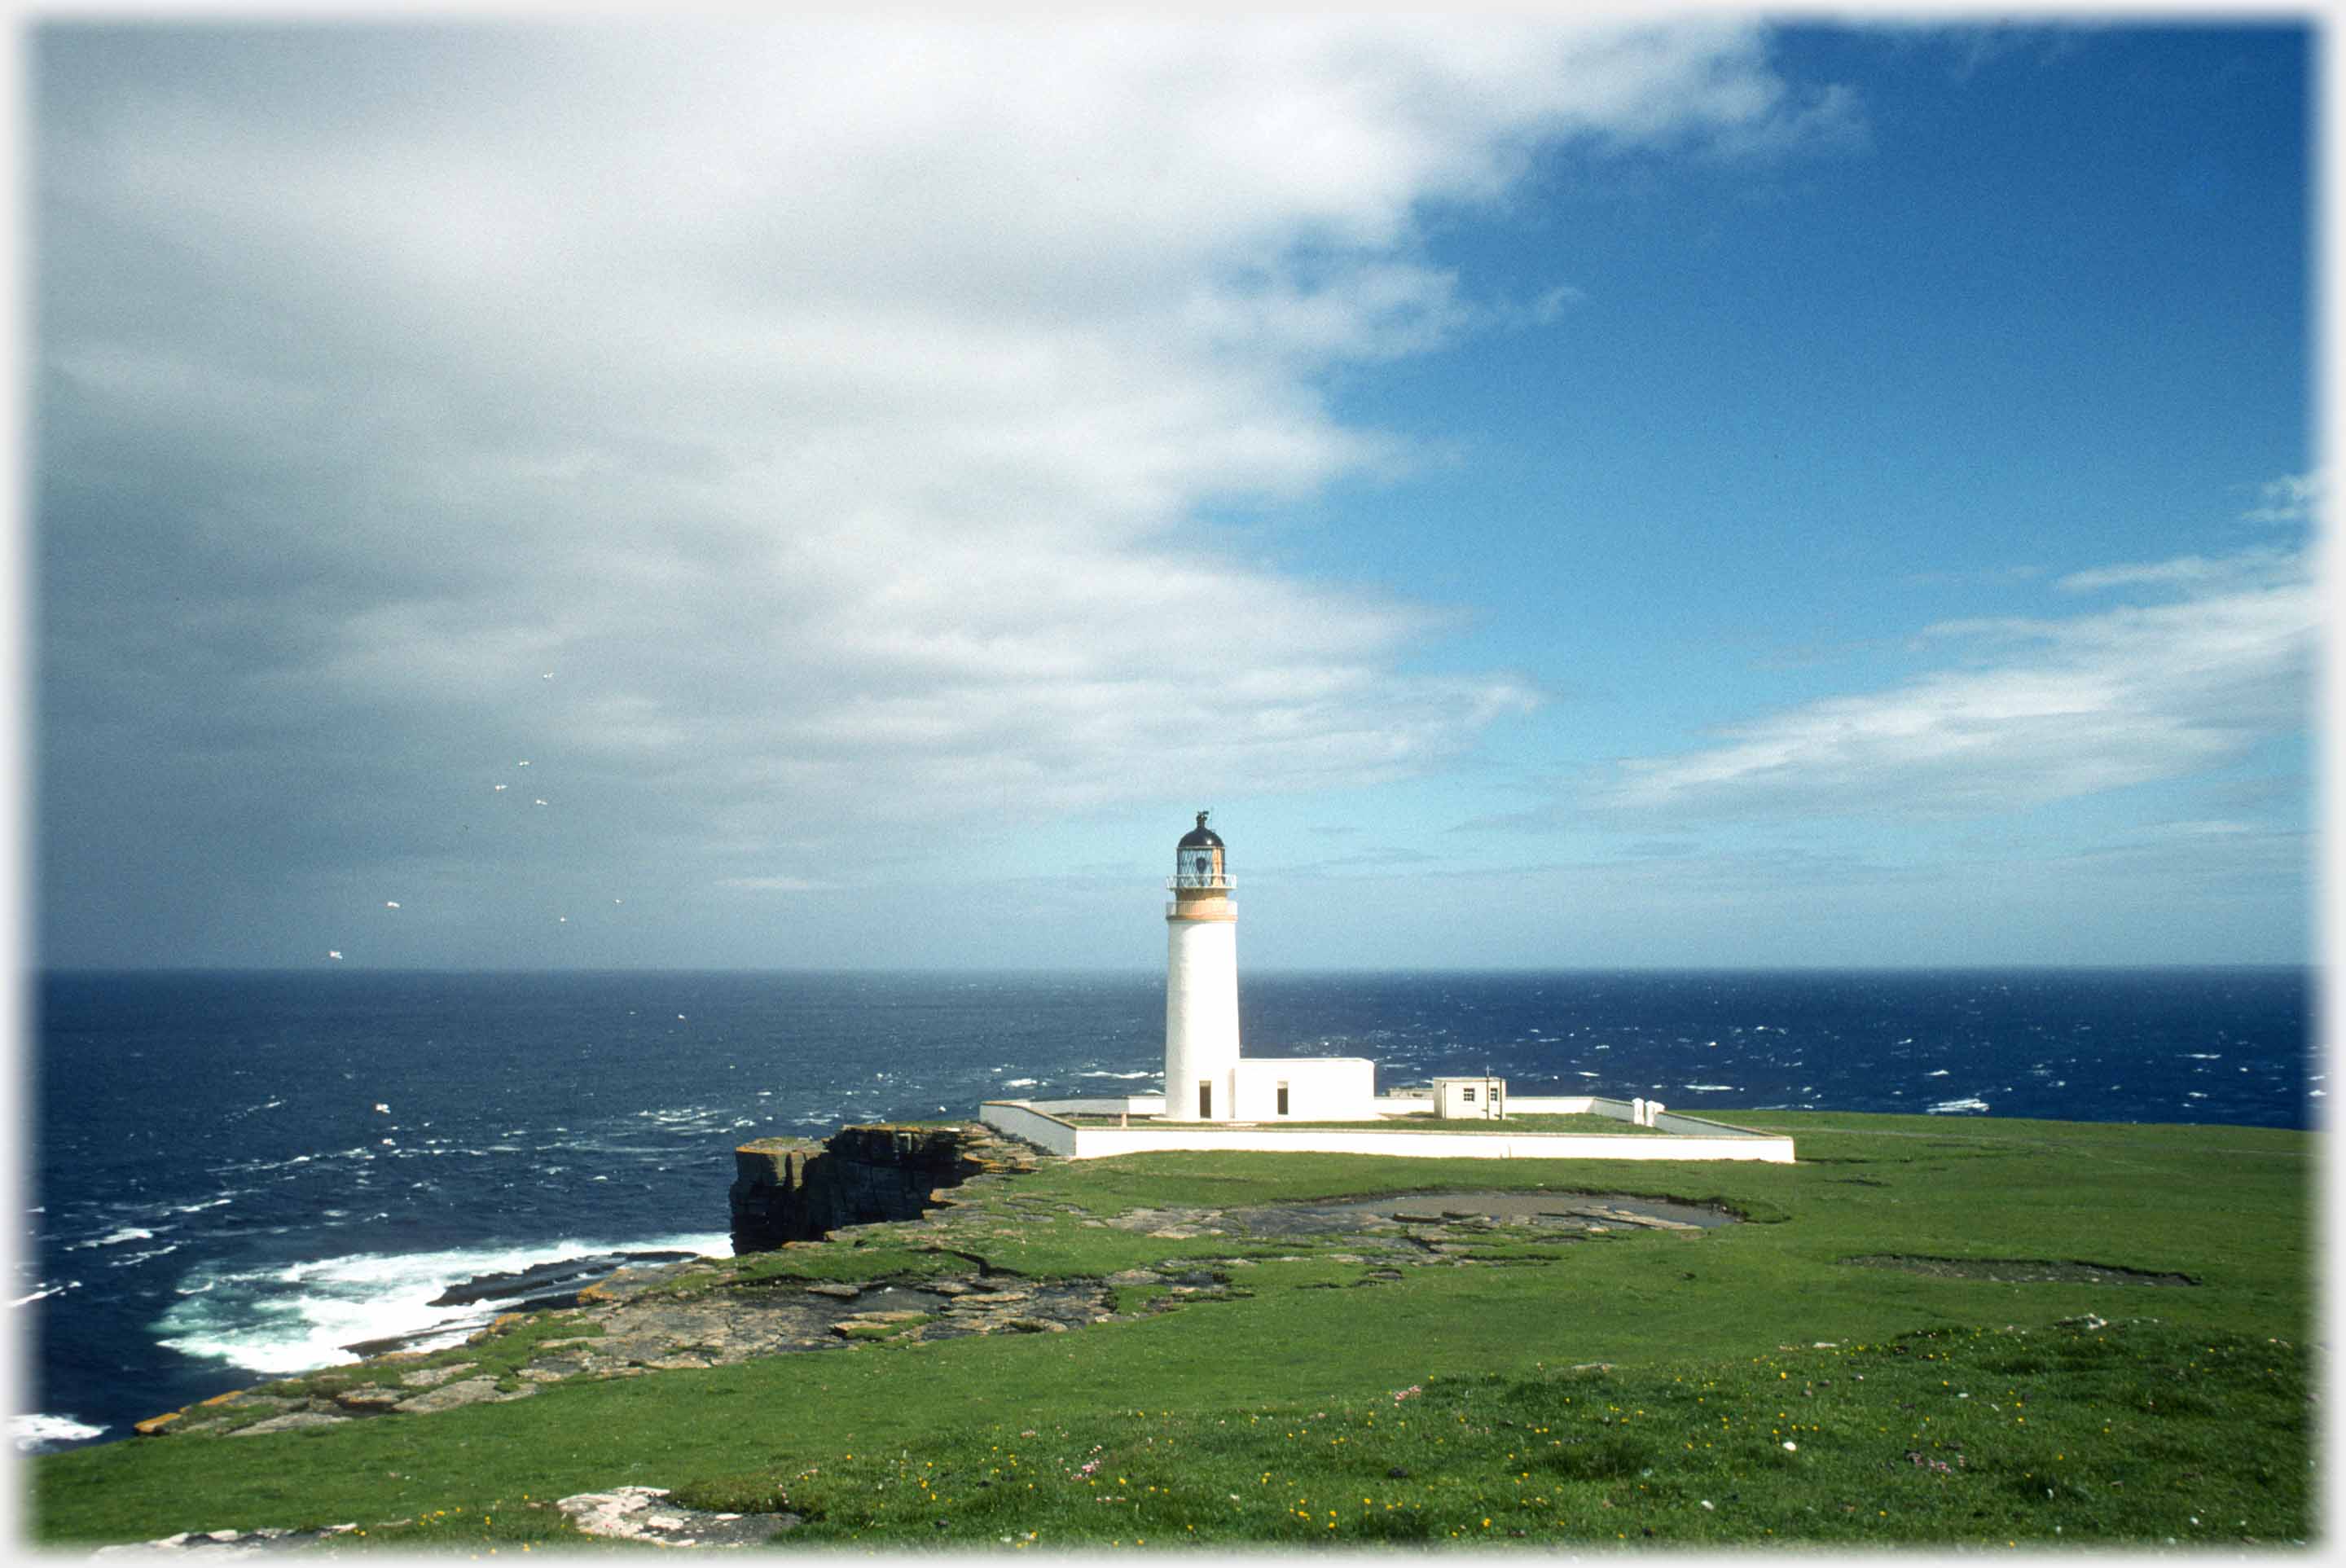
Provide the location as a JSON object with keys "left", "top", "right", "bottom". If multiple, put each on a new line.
{"left": 1171, "top": 810, "right": 1231, "bottom": 890}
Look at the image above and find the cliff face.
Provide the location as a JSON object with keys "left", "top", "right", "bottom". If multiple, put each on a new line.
{"left": 727, "top": 1122, "right": 1043, "bottom": 1252}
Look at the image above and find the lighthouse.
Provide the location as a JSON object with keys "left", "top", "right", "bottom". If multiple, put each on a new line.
{"left": 1164, "top": 810, "right": 1240, "bottom": 1121}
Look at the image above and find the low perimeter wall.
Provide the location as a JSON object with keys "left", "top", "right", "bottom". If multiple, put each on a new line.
{"left": 978, "top": 1099, "right": 1794, "bottom": 1163}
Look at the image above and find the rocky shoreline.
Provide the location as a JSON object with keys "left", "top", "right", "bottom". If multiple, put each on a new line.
{"left": 103, "top": 1122, "right": 1740, "bottom": 1549}
{"left": 726, "top": 1119, "right": 1043, "bottom": 1249}
{"left": 131, "top": 1174, "right": 1731, "bottom": 1443}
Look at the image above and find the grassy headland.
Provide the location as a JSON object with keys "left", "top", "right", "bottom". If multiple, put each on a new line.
{"left": 29, "top": 1109, "right": 2315, "bottom": 1548}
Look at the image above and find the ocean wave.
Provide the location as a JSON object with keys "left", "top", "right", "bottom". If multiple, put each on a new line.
{"left": 13, "top": 1413, "right": 106, "bottom": 1452}
{"left": 635, "top": 1108, "right": 726, "bottom": 1126}
{"left": 68, "top": 1227, "right": 157, "bottom": 1250}
{"left": 1078, "top": 1071, "right": 1152, "bottom": 1080}
{"left": 109, "top": 1245, "right": 182, "bottom": 1268}
{"left": 9, "top": 1280, "right": 81, "bottom": 1307}
{"left": 1682, "top": 1084, "right": 1735, "bottom": 1092}
{"left": 157, "top": 1230, "right": 732, "bottom": 1377}
{"left": 1002, "top": 1078, "right": 1039, "bottom": 1088}
{"left": 1926, "top": 1097, "right": 1991, "bottom": 1114}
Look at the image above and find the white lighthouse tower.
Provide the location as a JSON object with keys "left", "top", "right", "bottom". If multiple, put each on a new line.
{"left": 1164, "top": 810, "right": 1240, "bottom": 1121}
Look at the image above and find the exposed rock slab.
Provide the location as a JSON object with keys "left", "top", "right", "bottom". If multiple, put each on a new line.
{"left": 91, "top": 1524, "right": 358, "bottom": 1557}
{"left": 1843, "top": 1254, "right": 2198, "bottom": 1286}
{"left": 392, "top": 1376, "right": 535, "bottom": 1415}
{"left": 225, "top": 1411, "right": 349, "bottom": 1438}
{"left": 556, "top": 1485, "right": 799, "bottom": 1548}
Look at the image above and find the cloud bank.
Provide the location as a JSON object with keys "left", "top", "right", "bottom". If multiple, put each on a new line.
{"left": 38, "top": 20, "right": 1843, "bottom": 907}
{"left": 1593, "top": 542, "right": 2317, "bottom": 819}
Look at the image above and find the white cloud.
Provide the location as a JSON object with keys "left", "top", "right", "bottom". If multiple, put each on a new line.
{"left": 1594, "top": 547, "right": 2318, "bottom": 819}
{"left": 38, "top": 18, "right": 1839, "bottom": 884}
{"left": 2238, "top": 471, "right": 2322, "bottom": 525}
{"left": 2055, "top": 543, "right": 2302, "bottom": 595}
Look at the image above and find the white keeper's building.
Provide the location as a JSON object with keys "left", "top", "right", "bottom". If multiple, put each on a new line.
{"left": 1160, "top": 811, "right": 1376, "bottom": 1122}
{"left": 972, "top": 810, "right": 1797, "bottom": 1160}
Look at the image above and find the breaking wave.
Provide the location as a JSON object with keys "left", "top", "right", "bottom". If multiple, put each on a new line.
{"left": 13, "top": 1413, "right": 107, "bottom": 1453}
{"left": 156, "top": 1232, "right": 730, "bottom": 1377}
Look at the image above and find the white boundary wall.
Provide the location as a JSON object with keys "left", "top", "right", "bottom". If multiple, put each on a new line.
{"left": 978, "top": 1099, "right": 1793, "bottom": 1163}
{"left": 978, "top": 1100, "right": 1080, "bottom": 1155}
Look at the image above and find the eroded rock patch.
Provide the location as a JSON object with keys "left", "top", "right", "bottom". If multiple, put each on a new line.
{"left": 556, "top": 1485, "right": 800, "bottom": 1548}
{"left": 1841, "top": 1254, "right": 2198, "bottom": 1286}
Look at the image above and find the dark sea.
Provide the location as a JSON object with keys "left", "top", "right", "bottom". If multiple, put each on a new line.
{"left": 15, "top": 966, "right": 2317, "bottom": 1456}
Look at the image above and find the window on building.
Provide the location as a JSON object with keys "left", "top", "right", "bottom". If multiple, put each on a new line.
{"left": 1198, "top": 1081, "right": 1212, "bottom": 1118}
{"left": 1461, "top": 1087, "right": 1477, "bottom": 1104}
{"left": 1276, "top": 1083, "right": 1289, "bottom": 1116}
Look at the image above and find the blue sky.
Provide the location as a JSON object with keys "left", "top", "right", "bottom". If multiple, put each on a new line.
{"left": 31, "top": 17, "right": 2319, "bottom": 970}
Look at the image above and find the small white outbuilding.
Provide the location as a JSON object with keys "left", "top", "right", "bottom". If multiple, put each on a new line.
{"left": 1429, "top": 1075, "right": 1507, "bottom": 1119}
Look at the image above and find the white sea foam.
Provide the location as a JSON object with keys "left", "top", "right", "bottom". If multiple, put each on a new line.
{"left": 168, "top": 1197, "right": 235, "bottom": 1214}
{"left": 1079, "top": 1071, "right": 1151, "bottom": 1080}
{"left": 1575, "top": 1071, "right": 1600, "bottom": 1078}
{"left": 69, "top": 1227, "right": 156, "bottom": 1250}
{"left": 1002, "top": 1078, "right": 1039, "bottom": 1088}
{"left": 1924, "top": 1069, "right": 1950, "bottom": 1078}
{"left": 2185, "top": 1053, "right": 2222, "bottom": 1060}
{"left": 157, "top": 1231, "right": 733, "bottom": 1377}
{"left": 8, "top": 1280, "right": 80, "bottom": 1307}
{"left": 1683, "top": 1084, "right": 1735, "bottom": 1092}
{"left": 110, "top": 1245, "right": 182, "bottom": 1268}
{"left": 637, "top": 1108, "right": 724, "bottom": 1127}
{"left": 13, "top": 1413, "right": 107, "bottom": 1452}
{"left": 1926, "top": 1097, "right": 1991, "bottom": 1115}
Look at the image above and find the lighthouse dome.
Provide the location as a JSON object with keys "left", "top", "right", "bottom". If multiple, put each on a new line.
{"left": 1172, "top": 811, "right": 1231, "bottom": 891}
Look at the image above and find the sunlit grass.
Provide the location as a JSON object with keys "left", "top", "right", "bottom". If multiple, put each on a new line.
{"left": 29, "top": 1110, "right": 2313, "bottom": 1548}
{"left": 679, "top": 1320, "right": 2310, "bottom": 1548}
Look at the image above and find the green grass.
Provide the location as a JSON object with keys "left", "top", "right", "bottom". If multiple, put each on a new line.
{"left": 686, "top": 1319, "right": 2309, "bottom": 1548}
{"left": 27, "top": 1109, "right": 2316, "bottom": 1548}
